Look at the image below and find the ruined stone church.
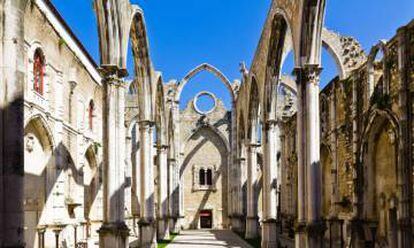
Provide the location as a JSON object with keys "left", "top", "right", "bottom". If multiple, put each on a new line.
{"left": 0, "top": 0, "right": 414, "bottom": 247}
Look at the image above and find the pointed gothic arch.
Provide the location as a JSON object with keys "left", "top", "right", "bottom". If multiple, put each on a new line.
{"left": 359, "top": 109, "right": 400, "bottom": 246}
{"left": 367, "top": 40, "right": 389, "bottom": 99}
{"left": 155, "top": 76, "right": 167, "bottom": 146}
{"left": 176, "top": 63, "right": 235, "bottom": 104}
{"left": 95, "top": 1, "right": 153, "bottom": 120}
{"left": 264, "top": 13, "right": 293, "bottom": 121}
{"left": 247, "top": 76, "right": 261, "bottom": 143}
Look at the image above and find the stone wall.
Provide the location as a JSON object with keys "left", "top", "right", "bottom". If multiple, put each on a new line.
{"left": 179, "top": 95, "right": 230, "bottom": 229}
{"left": 277, "top": 19, "right": 414, "bottom": 246}
{"left": 22, "top": 2, "right": 104, "bottom": 247}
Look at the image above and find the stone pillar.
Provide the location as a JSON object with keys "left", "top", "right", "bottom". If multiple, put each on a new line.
{"left": 245, "top": 143, "right": 260, "bottom": 239}
{"left": 157, "top": 145, "right": 170, "bottom": 240}
{"left": 231, "top": 156, "right": 245, "bottom": 234}
{"left": 261, "top": 120, "right": 281, "bottom": 247}
{"left": 52, "top": 225, "right": 65, "bottom": 248}
{"left": 37, "top": 226, "right": 46, "bottom": 248}
{"left": 294, "top": 66, "right": 325, "bottom": 247}
{"left": 172, "top": 100, "right": 183, "bottom": 233}
{"left": 229, "top": 104, "right": 238, "bottom": 228}
{"left": 168, "top": 158, "right": 179, "bottom": 233}
{"left": 0, "top": 0, "right": 27, "bottom": 246}
{"left": 294, "top": 67, "right": 307, "bottom": 247}
{"left": 139, "top": 121, "right": 157, "bottom": 247}
{"left": 98, "top": 67, "right": 129, "bottom": 248}
{"left": 304, "top": 65, "right": 325, "bottom": 247}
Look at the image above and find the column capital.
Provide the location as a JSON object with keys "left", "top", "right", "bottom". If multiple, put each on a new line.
{"left": 98, "top": 64, "right": 128, "bottom": 78}
{"left": 303, "top": 64, "right": 323, "bottom": 86}
{"left": 156, "top": 144, "right": 169, "bottom": 152}
{"left": 263, "top": 118, "right": 282, "bottom": 130}
{"left": 237, "top": 157, "right": 246, "bottom": 162}
{"left": 246, "top": 143, "right": 261, "bottom": 148}
{"left": 36, "top": 225, "right": 47, "bottom": 234}
{"left": 99, "top": 66, "right": 128, "bottom": 88}
{"left": 294, "top": 65, "right": 323, "bottom": 86}
{"left": 138, "top": 120, "right": 156, "bottom": 128}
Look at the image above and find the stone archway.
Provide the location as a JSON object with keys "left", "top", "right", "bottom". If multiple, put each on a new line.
{"left": 24, "top": 116, "right": 54, "bottom": 248}
{"left": 83, "top": 145, "right": 101, "bottom": 242}
{"left": 176, "top": 63, "right": 235, "bottom": 104}
{"left": 181, "top": 125, "right": 229, "bottom": 230}
{"left": 361, "top": 111, "right": 399, "bottom": 247}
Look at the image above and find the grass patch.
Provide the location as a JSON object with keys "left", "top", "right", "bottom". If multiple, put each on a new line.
{"left": 157, "top": 234, "right": 177, "bottom": 248}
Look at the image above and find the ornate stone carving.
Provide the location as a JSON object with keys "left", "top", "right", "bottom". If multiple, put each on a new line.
{"left": 25, "top": 134, "right": 35, "bottom": 153}
{"left": 303, "top": 65, "right": 322, "bottom": 85}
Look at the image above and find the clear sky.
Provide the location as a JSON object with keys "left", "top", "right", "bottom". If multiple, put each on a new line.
{"left": 51, "top": 0, "right": 413, "bottom": 109}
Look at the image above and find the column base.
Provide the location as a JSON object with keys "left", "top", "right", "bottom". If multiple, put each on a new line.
{"left": 327, "top": 218, "right": 344, "bottom": 247}
{"left": 245, "top": 216, "right": 259, "bottom": 239}
{"left": 169, "top": 216, "right": 182, "bottom": 234}
{"left": 262, "top": 219, "right": 278, "bottom": 248}
{"left": 157, "top": 217, "right": 170, "bottom": 240}
{"left": 231, "top": 215, "right": 244, "bottom": 234}
{"left": 98, "top": 222, "right": 129, "bottom": 248}
{"left": 306, "top": 221, "right": 326, "bottom": 248}
{"left": 139, "top": 219, "right": 157, "bottom": 248}
{"left": 261, "top": 219, "right": 278, "bottom": 248}
{"left": 295, "top": 222, "right": 307, "bottom": 248}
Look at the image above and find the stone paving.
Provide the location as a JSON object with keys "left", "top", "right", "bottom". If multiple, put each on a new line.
{"left": 167, "top": 230, "right": 254, "bottom": 248}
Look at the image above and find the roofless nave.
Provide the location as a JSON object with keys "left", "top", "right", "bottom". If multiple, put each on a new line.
{"left": 0, "top": 0, "right": 414, "bottom": 247}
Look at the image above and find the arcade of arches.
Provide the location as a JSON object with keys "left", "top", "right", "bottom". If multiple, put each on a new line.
{"left": 0, "top": 0, "right": 414, "bottom": 247}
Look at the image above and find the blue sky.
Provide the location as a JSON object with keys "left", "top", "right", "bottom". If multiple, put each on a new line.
{"left": 51, "top": 0, "right": 413, "bottom": 109}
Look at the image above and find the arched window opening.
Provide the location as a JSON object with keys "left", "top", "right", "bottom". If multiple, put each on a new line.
{"left": 206, "top": 169, "right": 213, "bottom": 186}
{"left": 88, "top": 100, "right": 95, "bottom": 131}
{"left": 368, "top": 44, "right": 388, "bottom": 100}
{"left": 33, "top": 48, "right": 45, "bottom": 95}
{"left": 199, "top": 169, "right": 206, "bottom": 186}
{"left": 320, "top": 47, "right": 340, "bottom": 90}
{"left": 281, "top": 51, "right": 295, "bottom": 77}
{"left": 179, "top": 71, "right": 232, "bottom": 111}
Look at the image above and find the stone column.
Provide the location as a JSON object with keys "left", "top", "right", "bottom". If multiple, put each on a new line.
{"left": 37, "top": 226, "right": 46, "bottom": 248}
{"left": 98, "top": 68, "right": 129, "bottom": 248}
{"left": 245, "top": 143, "right": 260, "bottom": 239}
{"left": 233, "top": 156, "right": 247, "bottom": 234}
{"left": 261, "top": 119, "right": 280, "bottom": 247}
{"left": 0, "top": 0, "right": 27, "bottom": 246}
{"left": 168, "top": 158, "right": 178, "bottom": 233}
{"left": 169, "top": 100, "right": 182, "bottom": 234}
{"left": 231, "top": 155, "right": 245, "bottom": 234}
{"left": 157, "top": 144, "right": 170, "bottom": 240}
{"left": 139, "top": 121, "right": 157, "bottom": 247}
{"left": 229, "top": 103, "right": 238, "bottom": 227}
{"left": 52, "top": 225, "right": 65, "bottom": 248}
{"left": 294, "top": 67, "right": 307, "bottom": 247}
{"left": 304, "top": 65, "right": 325, "bottom": 247}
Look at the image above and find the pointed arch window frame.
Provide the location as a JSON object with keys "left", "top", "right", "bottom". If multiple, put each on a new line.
{"left": 33, "top": 48, "right": 45, "bottom": 95}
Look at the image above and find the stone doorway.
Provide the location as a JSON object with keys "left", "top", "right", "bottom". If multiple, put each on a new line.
{"left": 200, "top": 210, "right": 213, "bottom": 229}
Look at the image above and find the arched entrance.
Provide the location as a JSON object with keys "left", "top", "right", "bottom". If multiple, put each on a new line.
{"left": 181, "top": 126, "right": 230, "bottom": 230}
{"left": 24, "top": 116, "right": 54, "bottom": 248}
{"left": 83, "top": 145, "right": 101, "bottom": 243}
{"left": 362, "top": 111, "right": 398, "bottom": 247}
